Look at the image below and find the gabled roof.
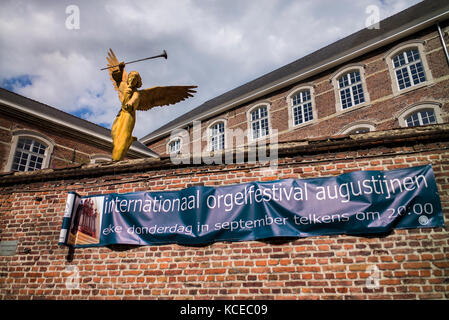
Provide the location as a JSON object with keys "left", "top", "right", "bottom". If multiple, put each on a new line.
{"left": 0, "top": 87, "right": 158, "bottom": 158}
{"left": 140, "top": 0, "right": 449, "bottom": 144}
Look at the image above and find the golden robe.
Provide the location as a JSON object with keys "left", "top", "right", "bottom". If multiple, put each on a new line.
{"left": 111, "top": 104, "right": 136, "bottom": 161}
{"left": 111, "top": 70, "right": 140, "bottom": 161}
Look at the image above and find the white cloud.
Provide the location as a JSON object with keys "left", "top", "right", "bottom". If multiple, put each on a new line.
{"left": 0, "top": 0, "right": 422, "bottom": 138}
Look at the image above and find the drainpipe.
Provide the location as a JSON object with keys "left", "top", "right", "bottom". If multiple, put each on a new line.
{"left": 437, "top": 22, "right": 449, "bottom": 67}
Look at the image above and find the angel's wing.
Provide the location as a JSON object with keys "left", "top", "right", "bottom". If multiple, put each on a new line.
{"left": 106, "top": 48, "right": 128, "bottom": 99}
{"left": 137, "top": 86, "right": 197, "bottom": 111}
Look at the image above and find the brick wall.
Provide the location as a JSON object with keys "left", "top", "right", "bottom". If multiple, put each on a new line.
{"left": 0, "top": 125, "right": 448, "bottom": 300}
{"left": 147, "top": 23, "right": 449, "bottom": 157}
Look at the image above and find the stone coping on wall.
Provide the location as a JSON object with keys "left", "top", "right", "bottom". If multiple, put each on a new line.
{"left": 1, "top": 123, "right": 449, "bottom": 185}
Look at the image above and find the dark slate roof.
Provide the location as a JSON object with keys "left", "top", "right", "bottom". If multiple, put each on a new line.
{"left": 141, "top": 0, "right": 449, "bottom": 143}
{"left": 0, "top": 87, "right": 158, "bottom": 157}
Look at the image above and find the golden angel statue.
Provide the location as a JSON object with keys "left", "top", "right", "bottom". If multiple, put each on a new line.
{"left": 105, "top": 48, "right": 197, "bottom": 161}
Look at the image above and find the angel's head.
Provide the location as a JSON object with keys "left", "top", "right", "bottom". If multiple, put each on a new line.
{"left": 127, "top": 71, "right": 142, "bottom": 89}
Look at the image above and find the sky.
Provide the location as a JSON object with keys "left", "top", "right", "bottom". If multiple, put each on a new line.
{"left": 0, "top": 0, "right": 422, "bottom": 139}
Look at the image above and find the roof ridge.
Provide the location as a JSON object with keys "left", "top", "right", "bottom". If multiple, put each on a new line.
{"left": 0, "top": 86, "right": 112, "bottom": 133}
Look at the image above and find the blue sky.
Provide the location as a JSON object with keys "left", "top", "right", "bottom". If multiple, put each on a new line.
{"left": 0, "top": 0, "right": 422, "bottom": 138}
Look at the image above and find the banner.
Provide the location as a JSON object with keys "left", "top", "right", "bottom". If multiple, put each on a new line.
{"left": 58, "top": 165, "right": 444, "bottom": 247}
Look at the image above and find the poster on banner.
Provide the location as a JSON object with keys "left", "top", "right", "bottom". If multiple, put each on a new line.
{"left": 58, "top": 164, "right": 445, "bottom": 248}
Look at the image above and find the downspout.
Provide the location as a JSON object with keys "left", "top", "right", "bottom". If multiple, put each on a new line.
{"left": 437, "top": 22, "right": 449, "bottom": 66}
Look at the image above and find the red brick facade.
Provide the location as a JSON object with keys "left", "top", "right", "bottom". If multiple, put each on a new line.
{"left": 1, "top": 125, "right": 448, "bottom": 300}
{"left": 146, "top": 23, "right": 449, "bottom": 158}
{"left": 0, "top": 111, "right": 112, "bottom": 171}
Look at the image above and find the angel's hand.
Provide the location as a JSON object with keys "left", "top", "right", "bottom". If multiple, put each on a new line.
{"left": 118, "top": 62, "right": 125, "bottom": 70}
{"left": 124, "top": 87, "right": 133, "bottom": 96}
{"left": 124, "top": 103, "right": 133, "bottom": 112}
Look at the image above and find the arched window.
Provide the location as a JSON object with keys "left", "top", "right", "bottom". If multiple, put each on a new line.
{"left": 5, "top": 130, "right": 54, "bottom": 172}
{"left": 392, "top": 48, "right": 426, "bottom": 90}
{"left": 384, "top": 41, "right": 432, "bottom": 96}
{"left": 12, "top": 138, "right": 47, "bottom": 171}
{"left": 346, "top": 127, "right": 370, "bottom": 134}
{"left": 397, "top": 102, "right": 443, "bottom": 128}
{"left": 405, "top": 109, "right": 436, "bottom": 127}
{"left": 90, "top": 154, "right": 112, "bottom": 164}
{"left": 208, "top": 120, "right": 226, "bottom": 151}
{"left": 248, "top": 105, "right": 270, "bottom": 140}
{"left": 168, "top": 138, "right": 181, "bottom": 154}
{"left": 337, "top": 70, "right": 366, "bottom": 110}
{"left": 292, "top": 89, "right": 313, "bottom": 125}
{"left": 338, "top": 121, "right": 376, "bottom": 135}
{"left": 330, "top": 64, "right": 370, "bottom": 112}
{"left": 287, "top": 85, "right": 317, "bottom": 129}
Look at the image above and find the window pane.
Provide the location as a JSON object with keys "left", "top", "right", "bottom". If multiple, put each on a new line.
{"left": 406, "top": 49, "right": 420, "bottom": 63}
{"left": 396, "top": 67, "right": 411, "bottom": 90}
{"left": 406, "top": 113, "right": 419, "bottom": 127}
{"left": 352, "top": 84, "right": 365, "bottom": 105}
{"left": 252, "top": 121, "right": 259, "bottom": 139}
{"left": 409, "top": 62, "right": 426, "bottom": 85}
{"left": 292, "top": 90, "right": 313, "bottom": 126}
{"left": 340, "top": 88, "right": 352, "bottom": 109}
{"left": 210, "top": 122, "right": 225, "bottom": 151}
{"left": 169, "top": 139, "right": 180, "bottom": 153}
{"left": 302, "top": 90, "right": 310, "bottom": 102}
{"left": 23, "top": 139, "right": 32, "bottom": 150}
{"left": 338, "top": 71, "right": 364, "bottom": 109}
{"left": 293, "top": 106, "right": 303, "bottom": 125}
{"left": 420, "top": 110, "right": 436, "bottom": 125}
{"left": 303, "top": 102, "right": 313, "bottom": 123}
{"left": 293, "top": 90, "right": 311, "bottom": 106}
{"left": 406, "top": 110, "right": 436, "bottom": 127}
{"left": 348, "top": 127, "right": 370, "bottom": 134}
{"left": 262, "top": 118, "right": 269, "bottom": 136}
{"left": 338, "top": 74, "right": 349, "bottom": 88}
{"left": 393, "top": 52, "right": 406, "bottom": 68}
{"left": 251, "top": 110, "right": 257, "bottom": 121}
{"left": 393, "top": 49, "right": 426, "bottom": 91}
{"left": 251, "top": 107, "right": 269, "bottom": 139}
{"left": 12, "top": 138, "right": 47, "bottom": 172}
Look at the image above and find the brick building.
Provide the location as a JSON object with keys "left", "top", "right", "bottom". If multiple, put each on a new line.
{"left": 0, "top": 88, "right": 158, "bottom": 173}
{"left": 142, "top": 0, "right": 449, "bottom": 158}
{"left": 1, "top": 0, "right": 449, "bottom": 301}
{"left": 0, "top": 124, "right": 448, "bottom": 300}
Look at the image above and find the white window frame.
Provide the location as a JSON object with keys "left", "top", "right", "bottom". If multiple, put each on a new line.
{"left": 90, "top": 154, "right": 112, "bottom": 164}
{"left": 167, "top": 137, "right": 182, "bottom": 155}
{"left": 247, "top": 103, "right": 272, "bottom": 142}
{"left": 396, "top": 102, "right": 443, "bottom": 128}
{"left": 207, "top": 119, "right": 227, "bottom": 152}
{"left": 287, "top": 84, "right": 317, "bottom": 129}
{"left": 330, "top": 64, "right": 370, "bottom": 113}
{"left": 338, "top": 121, "right": 376, "bottom": 135}
{"left": 5, "top": 130, "right": 54, "bottom": 172}
{"left": 384, "top": 40, "right": 433, "bottom": 96}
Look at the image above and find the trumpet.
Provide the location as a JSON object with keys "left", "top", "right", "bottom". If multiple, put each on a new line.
{"left": 101, "top": 50, "right": 167, "bottom": 70}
